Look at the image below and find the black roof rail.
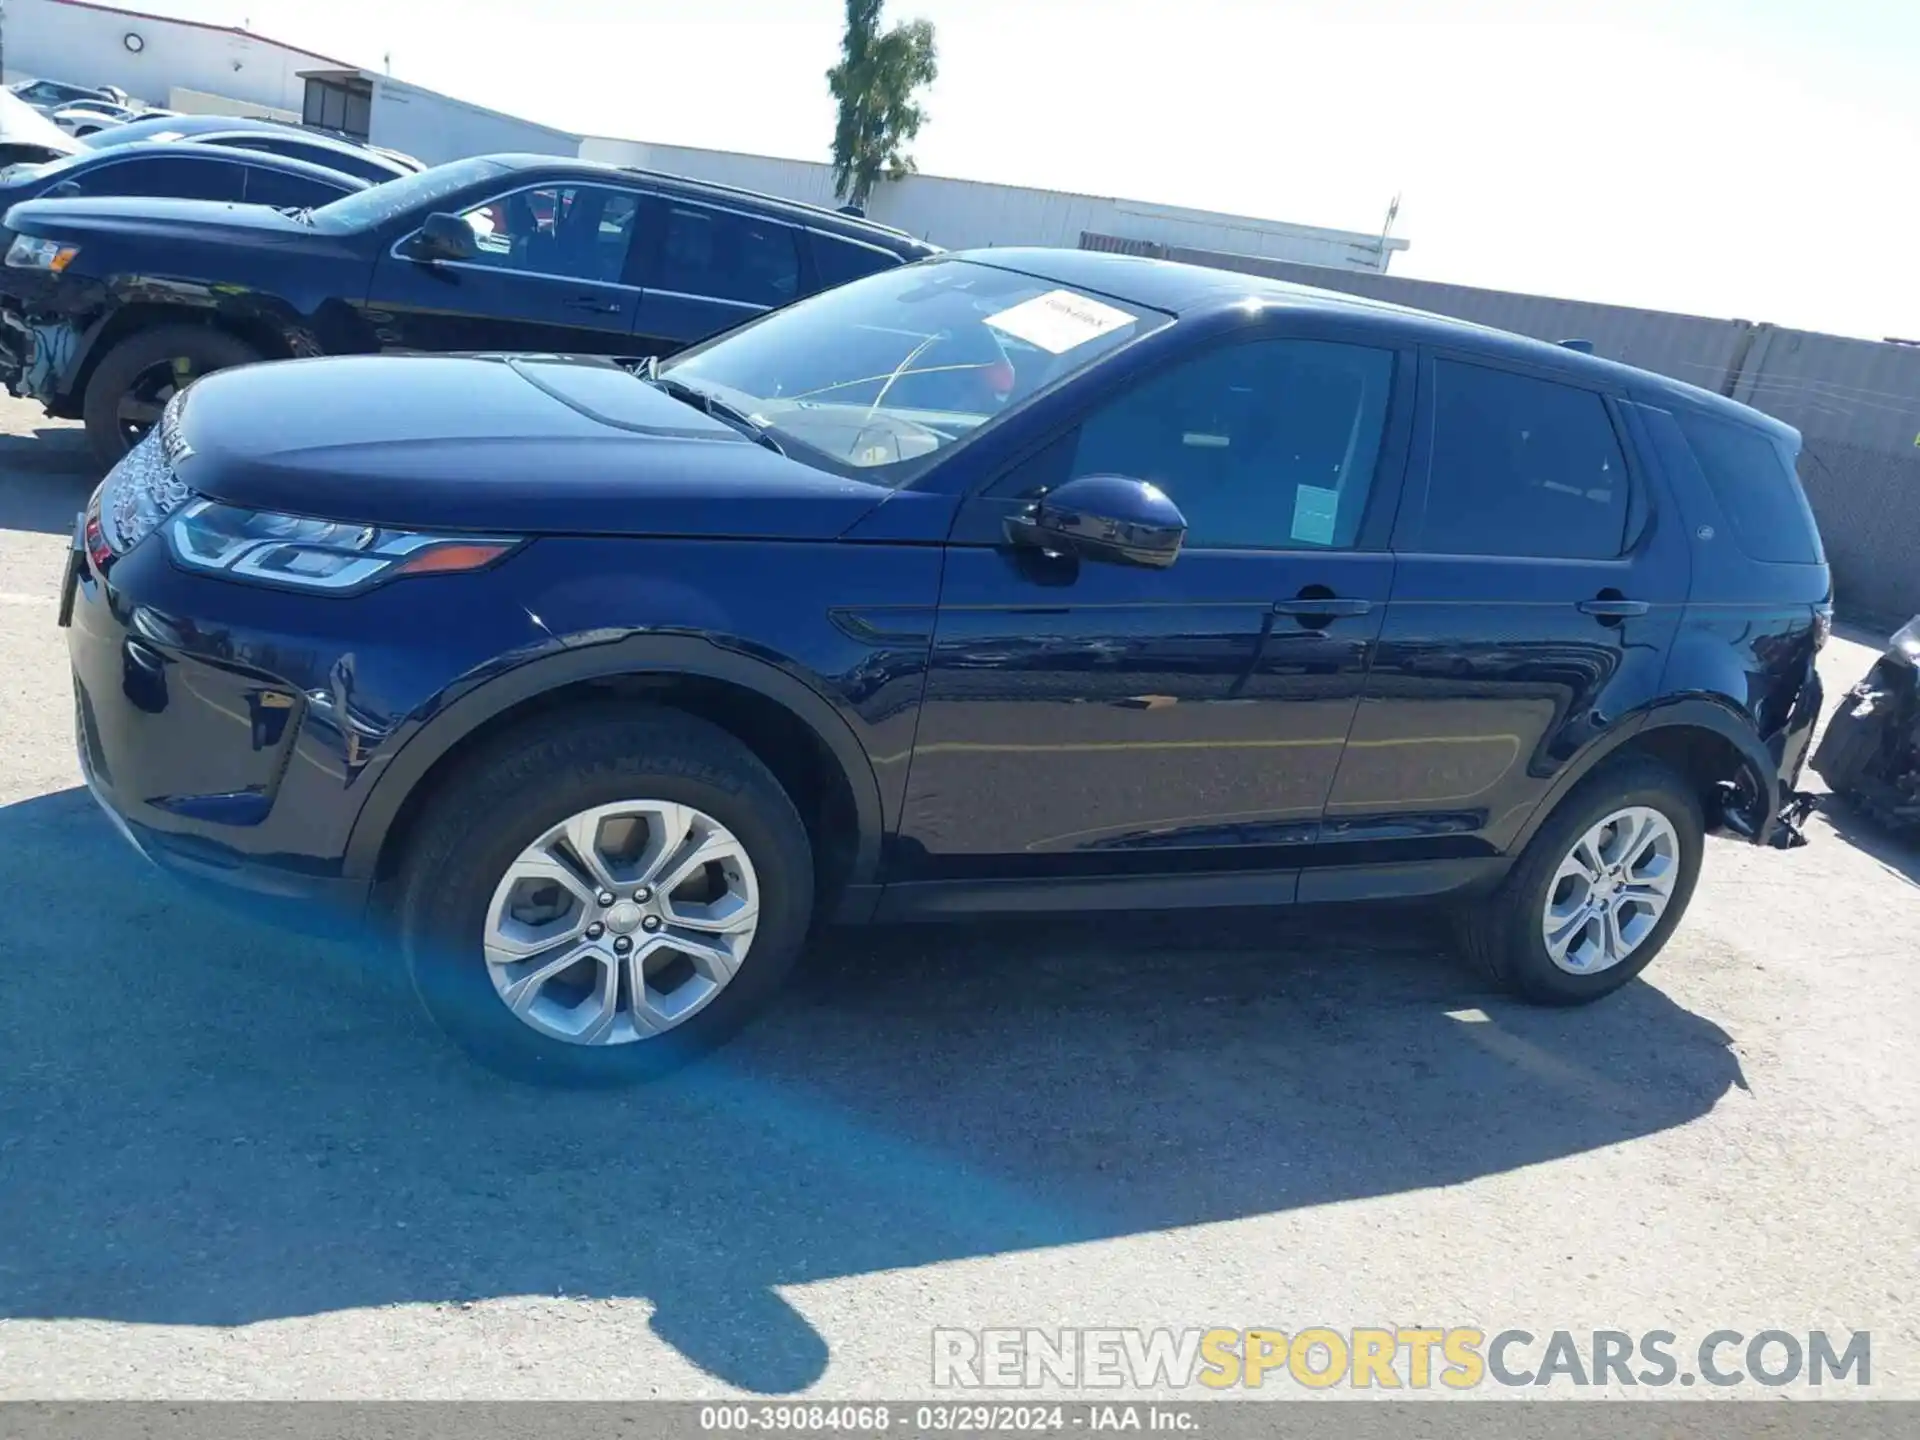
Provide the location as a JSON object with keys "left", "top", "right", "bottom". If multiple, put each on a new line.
{"left": 613, "top": 164, "right": 920, "bottom": 240}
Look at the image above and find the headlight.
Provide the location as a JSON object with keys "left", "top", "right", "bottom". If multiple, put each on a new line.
{"left": 97, "top": 431, "right": 193, "bottom": 554}
{"left": 165, "top": 499, "right": 518, "bottom": 593}
{"left": 1892, "top": 617, "right": 1920, "bottom": 664}
{"left": 5, "top": 234, "right": 79, "bottom": 272}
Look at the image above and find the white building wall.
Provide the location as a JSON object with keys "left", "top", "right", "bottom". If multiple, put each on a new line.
{"left": 579, "top": 135, "right": 1404, "bottom": 271}
{"left": 367, "top": 81, "right": 580, "bottom": 167}
{"left": 3, "top": 0, "right": 342, "bottom": 113}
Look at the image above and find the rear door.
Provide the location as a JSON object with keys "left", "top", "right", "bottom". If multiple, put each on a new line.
{"left": 366, "top": 180, "right": 642, "bottom": 354}
{"left": 1322, "top": 351, "right": 1691, "bottom": 860}
{"left": 629, "top": 196, "right": 805, "bottom": 358}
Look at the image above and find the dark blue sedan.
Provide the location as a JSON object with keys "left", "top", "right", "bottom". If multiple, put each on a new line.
{"left": 59, "top": 248, "right": 1830, "bottom": 1085}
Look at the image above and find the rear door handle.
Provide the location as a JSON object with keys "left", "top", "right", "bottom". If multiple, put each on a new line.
{"left": 563, "top": 296, "right": 623, "bottom": 315}
{"left": 1272, "top": 597, "right": 1373, "bottom": 618}
{"left": 1576, "top": 598, "right": 1650, "bottom": 618}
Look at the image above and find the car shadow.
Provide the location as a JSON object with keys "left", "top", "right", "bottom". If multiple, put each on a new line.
{"left": 1813, "top": 793, "right": 1920, "bottom": 889}
{"left": 0, "top": 787, "right": 1746, "bottom": 1393}
{"left": 0, "top": 427, "right": 99, "bottom": 534}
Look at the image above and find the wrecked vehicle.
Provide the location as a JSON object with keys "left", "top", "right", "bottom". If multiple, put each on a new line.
{"left": 1812, "top": 616, "right": 1920, "bottom": 829}
{"left": 0, "top": 152, "right": 937, "bottom": 466}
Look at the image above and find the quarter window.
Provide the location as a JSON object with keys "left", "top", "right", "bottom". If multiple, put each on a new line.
{"left": 1420, "top": 361, "right": 1630, "bottom": 559}
{"left": 454, "top": 185, "right": 640, "bottom": 284}
{"left": 656, "top": 204, "right": 801, "bottom": 309}
{"left": 812, "top": 234, "right": 903, "bottom": 288}
{"left": 1065, "top": 339, "right": 1396, "bottom": 550}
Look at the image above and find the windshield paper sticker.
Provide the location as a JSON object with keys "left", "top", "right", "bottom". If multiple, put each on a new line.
{"left": 1291, "top": 484, "right": 1339, "bottom": 546}
{"left": 985, "top": 290, "right": 1136, "bottom": 354}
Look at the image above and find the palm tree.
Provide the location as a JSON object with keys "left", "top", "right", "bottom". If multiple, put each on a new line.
{"left": 826, "top": 0, "right": 938, "bottom": 211}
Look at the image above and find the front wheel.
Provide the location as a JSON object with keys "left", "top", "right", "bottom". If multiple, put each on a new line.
{"left": 81, "top": 325, "right": 263, "bottom": 467}
{"left": 1460, "top": 756, "right": 1704, "bottom": 1005}
{"left": 393, "top": 706, "right": 815, "bottom": 1086}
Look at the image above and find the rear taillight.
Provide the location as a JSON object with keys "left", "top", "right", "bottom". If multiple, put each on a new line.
{"left": 1812, "top": 609, "right": 1832, "bottom": 652}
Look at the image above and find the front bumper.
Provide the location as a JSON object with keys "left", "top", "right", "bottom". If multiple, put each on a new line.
{"left": 60, "top": 507, "right": 548, "bottom": 925}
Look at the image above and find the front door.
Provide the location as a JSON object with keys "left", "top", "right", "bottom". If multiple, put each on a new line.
{"left": 366, "top": 182, "right": 642, "bottom": 355}
{"left": 895, "top": 334, "right": 1412, "bottom": 885}
{"left": 1322, "top": 352, "right": 1691, "bottom": 856}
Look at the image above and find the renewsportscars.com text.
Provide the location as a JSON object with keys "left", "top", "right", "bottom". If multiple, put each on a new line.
{"left": 931, "top": 1327, "right": 1872, "bottom": 1390}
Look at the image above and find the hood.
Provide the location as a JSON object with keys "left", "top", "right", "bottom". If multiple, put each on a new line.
{"left": 4, "top": 195, "right": 327, "bottom": 242}
{"left": 173, "top": 354, "right": 899, "bottom": 540}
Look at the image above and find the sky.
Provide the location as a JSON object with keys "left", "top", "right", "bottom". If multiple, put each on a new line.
{"left": 134, "top": 0, "right": 1918, "bottom": 340}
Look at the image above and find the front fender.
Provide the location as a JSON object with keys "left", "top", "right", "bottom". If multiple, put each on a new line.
{"left": 341, "top": 632, "right": 889, "bottom": 893}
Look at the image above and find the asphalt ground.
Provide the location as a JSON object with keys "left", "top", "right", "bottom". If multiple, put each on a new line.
{"left": 0, "top": 397, "right": 1914, "bottom": 1400}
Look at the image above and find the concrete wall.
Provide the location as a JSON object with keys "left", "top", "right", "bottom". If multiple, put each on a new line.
{"left": 1162, "top": 252, "right": 1920, "bottom": 624}
{"left": 166, "top": 86, "right": 297, "bottom": 122}
{"left": 579, "top": 135, "right": 1405, "bottom": 271}
{"left": 5, "top": 0, "right": 343, "bottom": 112}
{"left": 367, "top": 80, "right": 580, "bottom": 168}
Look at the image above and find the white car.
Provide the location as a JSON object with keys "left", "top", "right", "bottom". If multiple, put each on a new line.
{"left": 51, "top": 102, "right": 156, "bottom": 137}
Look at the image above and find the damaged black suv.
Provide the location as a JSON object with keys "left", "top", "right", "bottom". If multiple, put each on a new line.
{"left": 0, "top": 152, "right": 935, "bottom": 466}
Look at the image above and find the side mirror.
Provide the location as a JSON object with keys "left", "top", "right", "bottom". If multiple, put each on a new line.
{"left": 405, "top": 211, "right": 476, "bottom": 263}
{"left": 1006, "top": 474, "right": 1186, "bottom": 569}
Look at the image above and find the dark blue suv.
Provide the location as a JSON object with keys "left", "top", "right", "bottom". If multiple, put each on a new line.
{"left": 59, "top": 249, "right": 1830, "bottom": 1084}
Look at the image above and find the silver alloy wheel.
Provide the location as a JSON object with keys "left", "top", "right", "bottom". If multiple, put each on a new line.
{"left": 482, "top": 800, "right": 760, "bottom": 1045}
{"left": 1541, "top": 804, "right": 1682, "bottom": 975}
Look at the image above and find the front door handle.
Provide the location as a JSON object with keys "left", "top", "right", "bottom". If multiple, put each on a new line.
{"left": 1272, "top": 596, "right": 1372, "bottom": 619}
{"left": 563, "top": 296, "right": 623, "bottom": 315}
{"left": 1576, "top": 597, "right": 1650, "bottom": 619}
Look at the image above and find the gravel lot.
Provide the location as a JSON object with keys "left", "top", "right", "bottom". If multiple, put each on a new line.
{"left": 0, "top": 396, "right": 1915, "bottom": 1400}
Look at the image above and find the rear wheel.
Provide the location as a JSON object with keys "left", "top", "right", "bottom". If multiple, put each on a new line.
{"left": 1460, "top": 756, "right": 1704, "bottom": 1004}
{"left": 394, "top": 706, "right": 815, "bottom": 1086}
{"left": 81, "top": 325, "right": 262, "bottom": 467}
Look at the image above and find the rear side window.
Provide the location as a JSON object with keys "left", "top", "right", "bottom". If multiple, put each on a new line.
{"left": 1420, "top": 361, "right": 1629, "bottom": 560}
{"left": 811, "top": 234, "right": 903, "bottom": 288}
{"left": 656, "top": 203, "right": 801, "bottom": 308}
{"left": 242, "top": 165, "right": 352, "bottom": 209}
{"left": 214, "top": 134, "right": 396, "bottom": 184}
{"left": 76, "top": 155, "right": 245, "bottom": 202}
{"left": 1673, "top": 410, "right": 1825, "bottom": 565}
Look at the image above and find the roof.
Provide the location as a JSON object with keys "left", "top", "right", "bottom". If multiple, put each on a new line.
{"left": 57, "top": 138, "right": 373, "bottom": 187}
{"left": 476, "top": 153, "right": 938, "bottom": 255}
{"left": 957, "top": 247, "right": 1795, "bottom": 438}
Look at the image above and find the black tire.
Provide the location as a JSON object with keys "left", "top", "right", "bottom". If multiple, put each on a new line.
{"left": 393, "top": 705, "right": 815, "bottom": 1087}
{"left": 1459, "top": 755, "right": 1705, "bottom": 1005}
{"left": 81, "top": 325, "right": 263, "bottom": 468}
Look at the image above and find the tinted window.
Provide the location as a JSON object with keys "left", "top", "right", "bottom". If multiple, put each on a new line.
{"left": 1421, "top": 361, "right": 1629, "bottom": 559}
{"left": 656, "top": 204, "right": 801, "bottom": 308}
{"left": 215, "top": 134, "right": 396, "bottom": 184}
{"left": 812, "top": 234, "right": 903, "bottom": 288}
{"left": 1674, "top": 409, "right": 1825, "bottom": 565}
{"left": 76, "top": 156, "right": 245, "bottom": 202}
{"left": 242, "top": 165, "right": 352, "bottom": 208}
{"left": 1067, "top": 339, "right": 1396, "bottom": 550}
{"left": 455, "top": 185, "right": 641, "bottom": 284}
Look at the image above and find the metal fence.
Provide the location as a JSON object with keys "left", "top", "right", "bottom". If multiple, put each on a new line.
{"left": 1084, "top": 235, "right": 1920, "bottom": 623}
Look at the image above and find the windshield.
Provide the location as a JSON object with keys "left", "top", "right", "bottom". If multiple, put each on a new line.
{"left": 307, "top": 156, "right": 514, "bottom": 233}
{"left": 662, "top": 258, "right": 1168, "bottom": 477}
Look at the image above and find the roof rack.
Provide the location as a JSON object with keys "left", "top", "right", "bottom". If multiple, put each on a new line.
{"left": 613, "top": 164, "right": 919, "bottom": 239}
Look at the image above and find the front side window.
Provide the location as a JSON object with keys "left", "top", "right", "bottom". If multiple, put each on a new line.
{"left": 455, "top": 184, "right": 640, "bottom": 284}
{"left": 663, "top": 258, "right": 1170, "bottom": 477}
{"left": 80, "top": 155, "right": 245, "bottom": 202}
{"left": 1066, "top": 339, "right": 1395, "bottom": 550}
{"left": 655, "top": 204, "right": 801, "bottom": 308}
{"left": 1419, "top": 361, "right": 1629, "bottom": 559}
